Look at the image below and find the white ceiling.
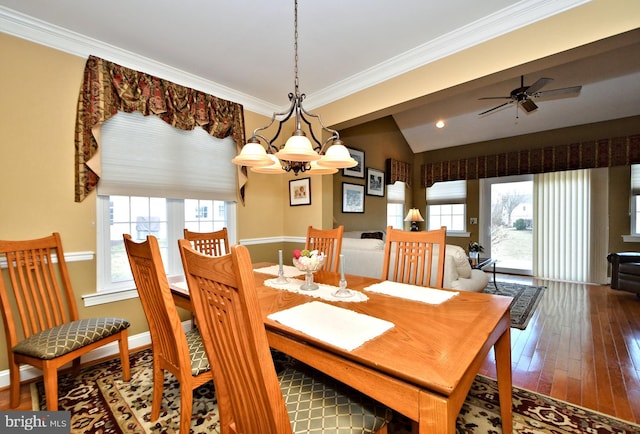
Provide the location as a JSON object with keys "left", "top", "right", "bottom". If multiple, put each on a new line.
{"left": 1, "top": 0, "right": 638, "bottom": 153}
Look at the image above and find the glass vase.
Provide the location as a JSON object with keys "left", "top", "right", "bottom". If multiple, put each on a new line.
{"left": 299, "top": 270, "right": 319, "bottom": 291}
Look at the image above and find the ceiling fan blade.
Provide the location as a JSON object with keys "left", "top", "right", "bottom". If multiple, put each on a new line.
{"left": 478, "top": 101, "right": 511, "bottom": 116}
{"left": 526, "top": 77, "right": 553, "bottom": 94}
{"left": 534, "top": 85, "right": 582, "bottom": 98}
{"left": 520, "top": 98, "right": 538, "bottom": 113}
{"left": 478, "top": 96, "right": 512, "bottom": 100}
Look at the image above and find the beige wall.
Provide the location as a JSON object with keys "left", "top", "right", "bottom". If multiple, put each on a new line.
{"left": 1, "top": 0, "right": 639, "bottom": 371}
{"left": 332, "top": 116, "right": 414, "bottom": 232}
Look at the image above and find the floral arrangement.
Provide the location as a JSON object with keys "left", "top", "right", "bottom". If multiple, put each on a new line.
{"left": 468, "top": 242, "right": 484, "bottom": 253}
{"left": 292, "top": 249, "right": 325, "bottom": 271}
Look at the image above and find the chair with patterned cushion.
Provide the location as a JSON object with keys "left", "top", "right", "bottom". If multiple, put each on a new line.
{"left": 178, "top": 240, "right": 391, "bottom": 433}
{"left": 0, "top": 232, "right": 131, "bottom": 410}
{"left": 124, "top": 234, "right": 213, "bottom": 433}
{"left": 183, "top": 228, "right": 229, "bottom": 256}
{"left": 382, "top": 226, "right": 447, "bottom": 288}
{"left": 305, "top": 225, "right": 344, "bottom": 273}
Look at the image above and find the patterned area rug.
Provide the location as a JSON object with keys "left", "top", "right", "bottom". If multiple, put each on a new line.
{"left": 483, "top": 281, "right": 546, "bottom": 330}
{"left": 33, "top": 348, "right": 640, "bottom": 434}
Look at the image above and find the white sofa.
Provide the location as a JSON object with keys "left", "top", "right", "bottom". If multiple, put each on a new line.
{"left": 341, "top": 230, "right": 490, "bottom": 292}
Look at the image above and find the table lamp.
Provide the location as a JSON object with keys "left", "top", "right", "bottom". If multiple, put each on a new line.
{"left": 404, "top": 208, "right": 424, "bottom": 231}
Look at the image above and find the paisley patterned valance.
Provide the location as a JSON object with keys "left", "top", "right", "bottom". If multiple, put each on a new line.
{"left": 74, "top": 55, "right": 247, "bottom": 202}
{"left": 421, "top": 134, "right": 640, "bottom": 188}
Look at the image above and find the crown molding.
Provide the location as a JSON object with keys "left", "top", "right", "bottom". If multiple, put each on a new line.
{"left": 1, "top": 1, "right": 589, "bottom": 115}
{"left": 304, "top": 0, "right": 590, "bottom": 109}
{"left": 0, "top": 6, "right": 279, "bottom": 116}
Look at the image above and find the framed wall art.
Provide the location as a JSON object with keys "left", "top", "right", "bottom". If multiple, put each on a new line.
{"left": 342, "top": 182, "right": 365, "bottom": 213}
{"left": 289, "top": 177, "right": 311, "bottom": 206}
{"left": 342, "top": 147, "right": 365, "bottom": 178}
{"left": 366, "top": 167, "right": 385, "bottom": 197}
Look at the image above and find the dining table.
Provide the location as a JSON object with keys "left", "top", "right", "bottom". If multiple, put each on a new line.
{"left": 170, "top": 262, "right": 513, "bottom": 434}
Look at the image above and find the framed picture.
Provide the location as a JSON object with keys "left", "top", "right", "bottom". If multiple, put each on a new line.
{"left": 366, "top": 167, "right": 385, "bottom": 197}
{"left": 342, "top": 183, "right": 365, "bottom": 213}
{"left": 289, "top": 177, "right": 311, "bottom": 206}
{"left": 342, "top": 147, "right": 365, "bottom": 178}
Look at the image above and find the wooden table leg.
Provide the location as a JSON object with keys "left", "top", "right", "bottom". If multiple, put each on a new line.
{"left": 417, "top": 392, "right": 457, "bottom": 434}
{"left": 494, "top": 325, "right": 513, "bottom": 433}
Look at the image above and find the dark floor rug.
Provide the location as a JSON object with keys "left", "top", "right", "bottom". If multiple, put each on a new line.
{"left": 33, "top": 348, "right": 640, "bottom": 434}
{"left": 483, "top": 281, "right": 546, "bottom": 330}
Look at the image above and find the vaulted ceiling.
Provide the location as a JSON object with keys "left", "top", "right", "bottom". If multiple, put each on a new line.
{"left": 1, "top": 0, "right": 638, "bottom": 153}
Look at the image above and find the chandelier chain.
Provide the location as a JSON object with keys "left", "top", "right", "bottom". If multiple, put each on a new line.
{"left": 293, "top": 0, "right": 299, "bottom": 96}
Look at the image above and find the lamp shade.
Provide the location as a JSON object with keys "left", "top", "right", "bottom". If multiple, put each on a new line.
{"left": 306, "top": 160, "right": 338, "bottom": 175}
{"left": 250, "top": 154, "right": 286, "bottom": 174}
{"left": 275, "top": 133, "right": 320, "bottom": 162}
{"left": 404, "top": 208, "right": 424, "bottom": 222}
{"left": 316, "top": 142, "right": 357, "bottom": 168}
{"left": 231, "top": 142, "right": 272, "bottom": 167}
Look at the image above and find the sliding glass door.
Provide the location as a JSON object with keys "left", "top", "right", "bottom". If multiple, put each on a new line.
{"left": 480, "top": 175, "right": 533, "bottom": 275}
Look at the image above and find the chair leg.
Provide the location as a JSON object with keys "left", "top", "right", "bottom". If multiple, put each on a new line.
{"left": 118, "top": 331, "right": 131, "bottom": 381}
{"left": 42, "top": 363, "right": 59, "bottom": 411}
{"left": 71, "top": 357, "right": 81, "bottom": 376}
{"left": 151, "top": 362, "right": 164, "bottom": 421}
{"left": 179, "top": 380, "right": 193, "bottom": 434}
{"left": 9, "top": 357, "right": 21, "bottom": 408}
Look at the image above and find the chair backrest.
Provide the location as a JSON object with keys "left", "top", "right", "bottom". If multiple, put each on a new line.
{"left": 382, "top": 226, "right": 447, "bottom": 288}
{"left": 124, "top": 234, "right": 191, "bottom": 374}
{"left": 178, "top": 240, "right": 292, "bottom": 434}
{"left": 305, "top": 225, "right": 344, "bottom": 272}
{"left": 0, "top": 233, "right": 79, "bottom": 347}
{"left": 183, "top": 228, "right": 229, "bottom": 256}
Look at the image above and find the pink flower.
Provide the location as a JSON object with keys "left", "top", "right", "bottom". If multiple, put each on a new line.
{"left": 293, "top": 249, "right": 301, "bottom": 259}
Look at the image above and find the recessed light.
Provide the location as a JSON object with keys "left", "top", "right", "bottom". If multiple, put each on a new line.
{"left": 435, "top": 120, "right": 445, "bottom": 129}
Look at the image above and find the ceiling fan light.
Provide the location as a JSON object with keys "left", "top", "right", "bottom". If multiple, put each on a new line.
{"left": 316, "top": 143, "right": 357, "bottom": 168}
{"left": 231, "top": 142, "right": 272, "bottom": 167}
{"left": 275, "top": 133, "right": 320, "bottom": 162}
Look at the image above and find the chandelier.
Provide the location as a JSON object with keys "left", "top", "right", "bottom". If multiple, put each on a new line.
{"left": 231, "top": 0, "right": 357, "bottom": 176}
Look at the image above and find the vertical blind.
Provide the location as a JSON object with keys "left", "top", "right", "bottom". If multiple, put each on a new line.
{"left": 98, "top": 111, "right": 236, "bottom": 201}
{"left": 533, "top": 168, "right": 608, "bottom": 284}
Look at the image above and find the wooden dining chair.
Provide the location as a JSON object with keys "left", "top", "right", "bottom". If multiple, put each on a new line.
{"left": 0, "top": 232, "right": 131, "bottom": 410}
{"left": 305, "top": 225, "right": 344, "bottom": 272}
{"left": 123, "top": 234, "right": 213, "bottom": 433}
{"left": 382, "top": 226, "right": 447, "bottom": 288}
{"left": 183, "top": 227, "right": 229, "bottom": 256}
{"left": 178, "top": 241, "right": 392, "bottom": 434}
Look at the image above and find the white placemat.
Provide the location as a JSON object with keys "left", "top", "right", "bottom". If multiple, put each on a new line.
{"left": 254, "top": 264, "right": 306, "bottom": 277}
{"left": 264, "top": 278, "right": 368, "bottom": 302}
{"left": 364, "top": 280, "right": 458, "bottom": 304}
{"left": 267, "top": 301, "right": 394, "bottom": 351}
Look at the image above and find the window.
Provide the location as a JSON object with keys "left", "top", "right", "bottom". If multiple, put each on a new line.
{"left": 632, "top": 164, "right": 640, "bottom": 235}
{"left": 97, "top": 112, "right": 236, "bottom": 292}
{"left": 426, "top": 180, "right": 466, "bottom": 232}
{"left": 386, "top": 181, "right": 406, "bottom": 229}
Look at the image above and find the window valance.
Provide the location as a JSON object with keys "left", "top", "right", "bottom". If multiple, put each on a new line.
{"left": 386, "top": 158, "right": 412, "bottom": 186}
{"left": 74, "top": 55, "right": 247, "bottom": 202}
{"left": 421, "top": 134, "right": 640, "bottom": 188}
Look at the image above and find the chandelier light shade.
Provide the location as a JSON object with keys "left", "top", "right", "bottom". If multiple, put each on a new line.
{"left": 232, "top": 0, "right": 356, "bottom": 176}
{"left": 404, "top": 208, "right": 425, "bottom": 232}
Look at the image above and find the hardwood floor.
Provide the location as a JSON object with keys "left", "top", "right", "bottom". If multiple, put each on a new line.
{"left": 480, "top": 275, "right": 640, "bottom": 425}
{"left": 1, "top": 277, "right": 639, "bottom": 427}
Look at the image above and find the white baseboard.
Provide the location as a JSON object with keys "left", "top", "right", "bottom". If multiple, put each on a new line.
{"left": 0, "top": 320, "right": 193, "bottom": 389}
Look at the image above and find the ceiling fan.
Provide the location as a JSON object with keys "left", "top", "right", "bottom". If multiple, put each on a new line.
{"left": 478, "top": 75, "right": 582, "bottom": 116}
